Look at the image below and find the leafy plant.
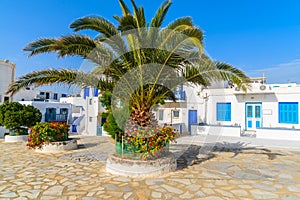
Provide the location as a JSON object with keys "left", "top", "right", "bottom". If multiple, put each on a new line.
{"left": 27, "top": 122, "right": 70, "bottom": 149}
{"left": 100, "top": 92, "right": 128, "bottom": 141}
{"left": 0, "top": 102, "right": 42, "bottom": 135}
{"left": 124, "top": 125, "right": 179, "bottom": 159}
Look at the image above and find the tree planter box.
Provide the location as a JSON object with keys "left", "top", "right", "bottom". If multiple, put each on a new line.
{"left": 35, "top": 139, "right": 78, "bottom": 153}
{"left": 106, "top": 152, "right": 177, "bottom": 177}
{"left": 115, "top": 141, "right": 170, "bottom": 159}
{"left": 5, "top": 135, "right": 28, "bottom": 143}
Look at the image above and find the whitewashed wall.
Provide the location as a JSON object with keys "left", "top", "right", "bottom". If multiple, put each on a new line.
{"left": 0, "top": 60, "right": 15, "bottom": 104}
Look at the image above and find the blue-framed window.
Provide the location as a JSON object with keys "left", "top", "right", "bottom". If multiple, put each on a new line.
{"left": 279, "top": 102, "right": 298, "bottom": 124}
{"left": 217, "top": 103, "right": 231, "bottom": 121}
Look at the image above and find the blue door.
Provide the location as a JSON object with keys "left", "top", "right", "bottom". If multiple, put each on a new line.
{"left": 97, "top": 126, "right": 102, "bottom": 136}
{"left": 188, "top": 110, "right": 197, "bottom": 132}
{"left": 246, "top": 103, "right": 262, "bottom": 130}
{"left": 45, "top": 108, "right": 56, "bottom": 122}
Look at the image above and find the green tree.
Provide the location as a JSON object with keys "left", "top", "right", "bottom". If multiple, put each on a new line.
{"left": 0, "top": 102, "right": 42, "bottom": 135}
{"left": 6, "top": 0, "right": 249, "bottom": 137}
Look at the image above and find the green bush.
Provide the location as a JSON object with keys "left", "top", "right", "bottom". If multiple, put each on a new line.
{"left": 100, "top": 92, "right": 127, "bottom": 141}
{"left": 0, "top": 102, "right": 42, "bottom": 135}
{"left": 27, "top": 122, "right": 70, "bottom": 149}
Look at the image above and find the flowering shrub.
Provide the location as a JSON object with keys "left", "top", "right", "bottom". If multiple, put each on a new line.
{"left": 125, "top": 125, "right": 179, "bottom": 159}
{"left": 27, "top": 122, "right": 70, "bottom": 149}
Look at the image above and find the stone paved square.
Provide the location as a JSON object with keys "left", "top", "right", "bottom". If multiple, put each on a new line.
{"left": 1, "top": 136, "right": 300, "bottom": 199}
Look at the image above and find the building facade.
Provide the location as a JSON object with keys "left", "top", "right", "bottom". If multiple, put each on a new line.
{"left": 0, "top": 60, "right": 16, "bottom": 104}
{"left": 13, "top": 86, "right": 67, "bottom": 102}
{"left": 155, "top": 78, "right": 300, "bottom": 140}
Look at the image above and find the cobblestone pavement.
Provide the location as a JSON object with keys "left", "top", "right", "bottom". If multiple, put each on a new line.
{"left": 1, "top": 136, "right": 300, "bottom": 200}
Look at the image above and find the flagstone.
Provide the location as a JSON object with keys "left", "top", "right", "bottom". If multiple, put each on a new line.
{"left": 1, "top": 136, "right": 300, "bottom": 199}
{"left": 161, "top": 184, "right": 184, "bottom": 194}
{"left": 43, "top": 185, "right": 65, "bottom": 196}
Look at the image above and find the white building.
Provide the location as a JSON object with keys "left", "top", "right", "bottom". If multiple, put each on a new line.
{"left": 60, "top": 87, "right": 104, "bottom": 136}
{"left": 14, "top": 86, "right": 68, "bottom": 102}
{"left": 155, "top": 78, "right": 300, "bottom": 140}
{"left": 0, "top": 60, "right": 15, "bottom": 104}
{"left": 19, "top": 101, "right": 73, "bottom": 124}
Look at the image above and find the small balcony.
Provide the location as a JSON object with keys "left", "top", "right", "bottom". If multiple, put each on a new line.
{"left": 45, "top": 114, "right": 68, "bottom": 122}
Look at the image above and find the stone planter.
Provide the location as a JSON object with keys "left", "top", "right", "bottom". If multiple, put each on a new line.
{"left": 5, "top": 135, "right": 28, "bottom": 143}
{"left": 35, "top": 139, "right": 78, "bottom": 153}
{"left": 106, "top": 153, "right": 177, "bottom": 177}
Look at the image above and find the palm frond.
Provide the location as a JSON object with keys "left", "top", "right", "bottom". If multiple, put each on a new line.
{"left": 70, "top": 16, "right": 119, "bottom": 37}
{"left": 24, "top": 35, "right": 98, "bottom": 58}
{"left": 130, "top": 0, "right": 146, "bottom": 28}
{"left": 118, "top": 0, "right": 131, "bottom": 16}
{"left": 150, "top": 0, "right": 172, "bottom": 28}
{"left": 6, "top": 69, "right": 99, "bottom": 96}
{"left": 23, "top": 38, "right": 59, "bottom": 57}
{"left": 166, "top": 17, "right": 193, "bottom": 31}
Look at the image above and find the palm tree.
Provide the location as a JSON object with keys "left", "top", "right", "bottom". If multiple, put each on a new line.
{"left": 6, "top": 0, "right": 249, "bottom": 136}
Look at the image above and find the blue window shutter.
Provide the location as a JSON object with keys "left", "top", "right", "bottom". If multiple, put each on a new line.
{"left": 279, "top": 102, "right": 298, "bottom": 124}
{"left": 217, "top": 103, "right": 231, "bottom": 121}
{"left": 94, "top": 88, "right": 99, "bottom": 97}
{"left": 84, "top": 88, "right": 90, "bottom": 99}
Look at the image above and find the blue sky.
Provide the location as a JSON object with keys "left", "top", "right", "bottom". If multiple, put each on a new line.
{"left": 1, "top": 0, "right": 300, "bottom": 89}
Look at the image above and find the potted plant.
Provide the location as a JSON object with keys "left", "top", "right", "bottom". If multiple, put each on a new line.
{"left": 123, "top": 125, "right": 179, "bottom": 160}
{"left": 0, "top": 102, "right": 42, "bottom": 142}
{"left": 27, "top": 122, "right": 77, "bottom": 152}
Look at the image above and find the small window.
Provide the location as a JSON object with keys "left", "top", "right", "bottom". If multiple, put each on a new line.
{"left": 61, "top": 94, "right": 67, "bottom": 97}
{"left": 60, "top": 108, "right": 68, "bottom": 115}
{"left": 158, "top": 110, "right": 164, "bottom": 121}
{"left": 25, "top": 87, "right": 30, "bottom": 90}
{"left": 89, "top": 117, "right": 93, "bottom": 122}
{"left": 53, "top": 93, "right": 58, "bottom": 100}
{"left": 40, "top": 92, "right": 45, "bottom": 95}
{"left": 89, "top": 99, "right": 93, "bottom": 105}
{"left": 45, "top": 92, "right": 50, "bottom": 99}
{"left": 4, "top": 96, "right": 9, "bottom": 102}
{"left": 217, "top": 103, "right": 231, "bottom": 121}
{"left": 173, "top": 110, "right": 179, "bottom": 118}
{"left": 279, "top": 102, "right": 298, "bottom": 124}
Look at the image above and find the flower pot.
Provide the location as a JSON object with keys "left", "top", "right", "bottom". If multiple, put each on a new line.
{"left": 5, "top": 135, "right": 28, "bottom": 143}
{"left": 35, "top": 139, "right": 78, "bottom": 153}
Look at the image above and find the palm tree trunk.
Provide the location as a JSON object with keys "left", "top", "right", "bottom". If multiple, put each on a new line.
{"left": 125, "top": 106, "right": 158, "bottom": 136}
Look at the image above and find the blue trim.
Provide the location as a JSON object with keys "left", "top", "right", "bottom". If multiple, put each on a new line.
{"left": 94, "top": 88, "right": 99, "bottom": 97}
{"left": 257, "top": 127, "right": 300, "bottom": 131}
{"left": 245, "top": 102, "right": 262, "bottom": 130}
{"left": 256, "top": 121, "right": 260, "bottom": 128}
{"left": 84, "top": 88, "right": 90, "bottom": 99}
{"left": 248, "top": 121, "right": 252, "bottom": 128}
{"left": 188, "top": 110, "right": 197, "bottom": 132}
{"left": 279, "top": 102, "right": 299, "bottom": 124}
{"left": 216, "top": 103, "right": 231, "bottom": 121}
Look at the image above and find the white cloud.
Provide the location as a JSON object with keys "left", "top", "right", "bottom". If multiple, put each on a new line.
{"left": 247, "top": 59, "right": 300, "bottom": 84}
